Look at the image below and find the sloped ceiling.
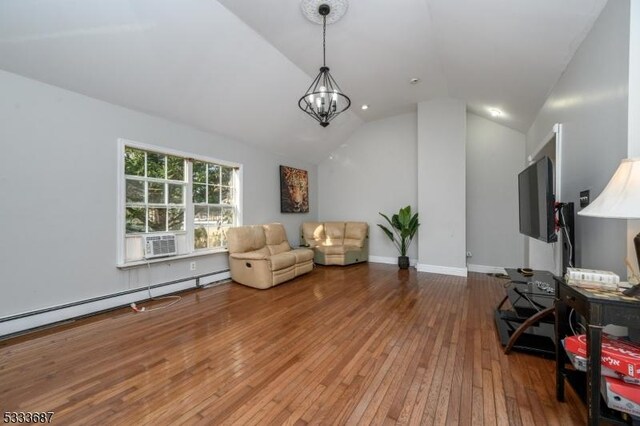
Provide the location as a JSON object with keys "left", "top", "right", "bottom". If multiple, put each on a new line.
{"left": 0, "top": 0, "right": 607, "bottom": 163}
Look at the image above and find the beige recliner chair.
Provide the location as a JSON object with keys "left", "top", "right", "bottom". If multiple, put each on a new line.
{"left": 227, "top": 223, "right": 314, "bottom": 289}
{"left": 301, "top": 222, "right": 368, "bottom": 266}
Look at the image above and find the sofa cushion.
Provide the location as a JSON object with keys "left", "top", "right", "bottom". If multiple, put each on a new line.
{"left": 344, "top": 222, "right": 368, "bottom": 248}
{"left": 316, "top": 245, "right": 346, "bottom": 255}
{"left": 301, "top": 222, "right": 325, "bottom": 247}
{"left": 269, "top": 241, "right": 291, "bottom": 255}
{"left": 263, "top": 223, "right": 292, "bottom": 255}
{"left": 324, "top": 222, "right": 345, "bottom": 246}
{"left": 227, "top": 225, "right": 266, "bottom": 254}
{"left": 289, "top": 247, "right": 314, "bottom": 263}
{"left": 269, "top": 252, "right": 296, "bottom": 270}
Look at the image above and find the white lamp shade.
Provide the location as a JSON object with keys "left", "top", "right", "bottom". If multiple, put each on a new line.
{"left": 578, "top": 158, "right": 640, "bottom": 219}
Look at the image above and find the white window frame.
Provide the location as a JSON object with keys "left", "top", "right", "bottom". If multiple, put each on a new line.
{"left": 116, "top": 138, "right": 243, "bottom": 266}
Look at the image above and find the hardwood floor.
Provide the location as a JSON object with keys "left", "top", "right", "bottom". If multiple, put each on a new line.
{"left": 0, "top": 263, "right": 586, "bottom": 425}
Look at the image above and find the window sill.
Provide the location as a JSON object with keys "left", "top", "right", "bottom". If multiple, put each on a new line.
{"left": 116, "top": 247, "right": 228, "bottom": 269}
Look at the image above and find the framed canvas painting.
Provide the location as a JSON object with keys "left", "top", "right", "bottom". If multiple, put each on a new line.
{"left": 280, "top": 165, "right": 309, "bottom": 213}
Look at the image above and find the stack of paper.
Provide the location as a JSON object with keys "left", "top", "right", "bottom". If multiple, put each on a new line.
{"left": 565, "top": 267, "right": 619, "bottom": 290}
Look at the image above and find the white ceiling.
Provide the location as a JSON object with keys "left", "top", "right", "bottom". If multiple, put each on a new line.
{"left": 0, "top": 0, "right": 607, "bottom": 163}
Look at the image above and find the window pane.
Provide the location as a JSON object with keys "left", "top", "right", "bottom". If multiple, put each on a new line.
{"left": 221, "top": 167, "right": 234, "bottom": 186}
{"left": 168, "top": 208, "right": 185, "bottom": 231}
{"left": 125, "top": 147, "right": 145, "bottom": 176}
{"left": 193, "top": 161, "right": 206, "bottom": 183}
{"left": 208, "top": 185, "right": 220, "bottom": 204}
{"left": 194, "top": 226, "right": 208, "bottom": 249}
{"left": 147, "top": 152, "right": 165, "bottom": 178}
{"left": 194, "top": 205, "right": 208, "bottom": 223}
{"left": 221, "top": 207, "right": 234, "bottom": 225}
{"left": 193, "top": 183, "right": 206, "bottom": 203}
{"left": 148, "top": 208, "right": 167, "bottom": 232}
{"left": 126, "top": 207, "right": 146, "bottom": 233}
{"left": 148, "top": 182, "right": 165, "bottom": 204}
{"left": 220, "top": 186, "right": 233, "bottom": 205}
{"left": 168, "top": 184, "right": 184, "bottom": 205}
{"left": 167, "top": 156, "right": 184, "bottom": 181}
{"left": 126, "top": 179, "right": 145, "bottom": 203}
{"left": 219, "top": 227, "right": 229, "bottom": 246}
{"left": 208, "top": 164, "right": 220, "bottom": 185}
{"left": 208, "top": 225, "right": 225, "bottom": 247}
{"left": 208, "top": 206, "right": 221, "bottom": 223}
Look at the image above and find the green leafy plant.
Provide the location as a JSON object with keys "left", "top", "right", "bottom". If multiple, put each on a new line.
{"left": 377, "top": 206, "right": 420, "bottom": 257}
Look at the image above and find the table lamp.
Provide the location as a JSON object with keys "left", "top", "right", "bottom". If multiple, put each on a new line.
{"left": 578, "top": 158, "right": 640, "bottom": 296}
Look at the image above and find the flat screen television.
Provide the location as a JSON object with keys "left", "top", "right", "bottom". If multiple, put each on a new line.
{"left": 518, "top": 156, "right": 557, "bottom": 243}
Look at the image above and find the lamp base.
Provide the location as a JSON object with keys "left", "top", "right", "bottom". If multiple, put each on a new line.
{"left": 624, "top": 285, "right": 640, "bottom": 297}
{"left": 625, "top": 233, "right": 640, "bottom": 297}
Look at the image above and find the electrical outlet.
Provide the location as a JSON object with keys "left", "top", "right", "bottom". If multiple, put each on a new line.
{"left": 190, "top": 261, "right": 197, "bottom": 271}
{"left": 580, "top": 190, "right": 590, "bottom": 207}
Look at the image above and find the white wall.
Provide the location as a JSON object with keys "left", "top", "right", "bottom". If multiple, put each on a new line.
{"left": 318, "top": 113, "right": 418, "bottom": 263}
{"left": 466, "top": 113, "right": 525, "bottom": 271}
{"left": 627, "top": 0, "right": 640, "bottom": 274}
{"left": 0, "top": 70, "right": 317, "bottom": 329}
{"left": 417, "top": 99, "right": 467, "bottom": 276}
{"left": 526, "top": 0, "right": 630, "bottom": 277}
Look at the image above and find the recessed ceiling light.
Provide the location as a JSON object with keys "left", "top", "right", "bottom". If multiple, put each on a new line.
{"left": 361, "top": 104, "right": 369, "bottom": 110}
{"left": 489, "top": 108, "right": 503, "bottom": 117}
{"left": 409, "top": 78, "right": 420, "bottom": 84}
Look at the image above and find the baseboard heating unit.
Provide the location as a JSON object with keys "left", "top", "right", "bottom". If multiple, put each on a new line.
{"left": 0, "top": 269, "right": 230, "bottom": 339}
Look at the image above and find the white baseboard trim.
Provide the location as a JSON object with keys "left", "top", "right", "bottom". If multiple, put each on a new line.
{"left": 467, "top": 264, "right": 507, "bottom": 274}
{"left": 416, "top": 263, "right": 468, "bottom": 277}
{"left": 0, "top": 270, "right": 230, "bottom": 338}
{"left": 370, "top": 257, "right": 468, "bottom": 277}
{"left": 369, "top": 256, "right": 418, "bottom": 266}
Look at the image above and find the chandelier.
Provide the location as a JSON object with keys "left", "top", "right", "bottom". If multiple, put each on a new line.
{"left": 298, "top": 2, "right": 351, "bottom": 127}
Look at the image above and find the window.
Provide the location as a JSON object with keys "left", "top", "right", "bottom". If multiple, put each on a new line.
{"left": 192, "top": 160, "right": 236, "bottom": 249}
{"left": 124, "top": 147, "right": 186, "bottom": 234}
{"left": 118, "top": 139, "right": 241, "bottom": 264}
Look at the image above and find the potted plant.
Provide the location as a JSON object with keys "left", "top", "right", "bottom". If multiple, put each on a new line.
{"left": 378, "top": 205, "right": 420, "bottom": 269}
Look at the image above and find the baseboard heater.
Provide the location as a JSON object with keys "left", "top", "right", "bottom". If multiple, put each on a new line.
{"left": 0, "top": 269, "right": 231, "bottom": 340}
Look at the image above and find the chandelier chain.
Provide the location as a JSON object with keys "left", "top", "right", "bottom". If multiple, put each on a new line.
{"left": 322, "top": 14, "right": 326, "bottom": 68}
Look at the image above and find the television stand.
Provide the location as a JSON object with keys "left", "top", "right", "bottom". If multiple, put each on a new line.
{"left": 494, "top": 268, "right": 557, "bottom": 357}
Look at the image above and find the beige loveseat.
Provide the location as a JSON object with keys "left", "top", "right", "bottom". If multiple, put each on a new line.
{"left": 301, "top": 222, "right": 369, "bottom": 266}
{"left": 227, "top": 223, "right": 314, "bottom": 289}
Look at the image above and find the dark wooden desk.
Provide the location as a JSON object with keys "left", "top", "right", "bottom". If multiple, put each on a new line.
{"left": 554, "top": 277, "right": 640, "bottom": 425}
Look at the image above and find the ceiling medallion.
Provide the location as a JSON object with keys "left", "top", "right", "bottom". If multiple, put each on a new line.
{"left": 301, "top": 0, "right": 348, "bottom": 25}
{"left": 298, "top": 2, "right": 351, "bottom": 127}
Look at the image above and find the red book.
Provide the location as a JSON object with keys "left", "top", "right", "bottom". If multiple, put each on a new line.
{"left": 564, "top": 335, "right": 640, "bottom": 379}
{"left": 601, "top": 376, "right": 640, "bottom": 417}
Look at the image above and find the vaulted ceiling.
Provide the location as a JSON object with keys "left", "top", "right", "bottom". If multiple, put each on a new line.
{"left": 0, "top": 0, "right": 607, "bottom": 163}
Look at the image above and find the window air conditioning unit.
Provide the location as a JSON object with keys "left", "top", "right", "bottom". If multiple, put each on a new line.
{"left": 143, "top": 234, "right": 177, "bottom": 259}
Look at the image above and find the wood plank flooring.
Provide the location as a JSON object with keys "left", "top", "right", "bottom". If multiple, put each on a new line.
{"left": 0, "top": 263, "right": 586, "bottom": 425}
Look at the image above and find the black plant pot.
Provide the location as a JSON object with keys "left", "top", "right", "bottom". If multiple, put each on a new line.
{"left": 398, "top": 256, "right": 410, "bottom": 269}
